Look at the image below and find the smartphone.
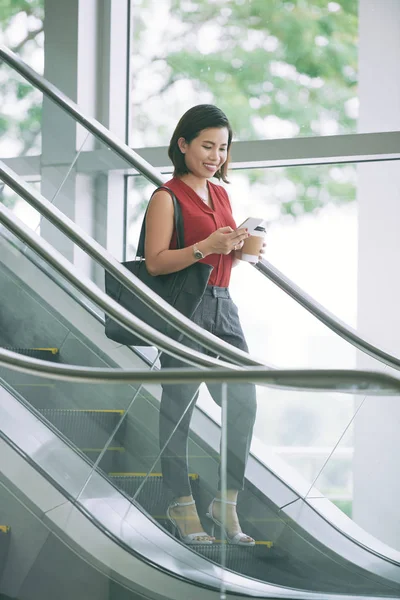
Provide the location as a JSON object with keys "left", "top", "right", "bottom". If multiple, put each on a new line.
{"left": 237, "top": 217, "right": 266, "bottom": 234}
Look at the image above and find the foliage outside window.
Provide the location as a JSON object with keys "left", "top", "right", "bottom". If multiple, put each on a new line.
{"left": 0, "top": 1, "right": 358, "bottom": 217}
{"left": 0, "top": 0, "right": 44, "bottom": 158}
{"left": 130, "top": 0, "right": 358, "bottom": 217}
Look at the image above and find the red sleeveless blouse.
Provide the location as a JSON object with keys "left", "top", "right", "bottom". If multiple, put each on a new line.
{"left": 163, "top": 177, "right": 237, "bottom": 287}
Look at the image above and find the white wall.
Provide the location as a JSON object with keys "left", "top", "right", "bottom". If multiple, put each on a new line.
{"left": 354, "top": 0, "right": 400, "bottom": 550}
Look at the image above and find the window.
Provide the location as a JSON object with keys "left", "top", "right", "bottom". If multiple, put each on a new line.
{"left": 0, "top": 0, "right": 44, "bottom": 158}
{"left": 129, "top": 0, "right": 358, "bottom": 146}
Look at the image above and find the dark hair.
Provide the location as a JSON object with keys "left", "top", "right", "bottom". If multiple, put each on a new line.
{"left": 168, "top": 104, "right": 233, "bottom": 183}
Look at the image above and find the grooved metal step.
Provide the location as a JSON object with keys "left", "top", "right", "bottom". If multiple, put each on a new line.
{"left": 193, "top": 543, "right": 279, "bottom": 578}
{"left": 0, "top": 349, "right": 60, "bottom": 409}
{"left": 27, "top": 403, "right": 281, "bottom": 577}
{"left": 38, "top": 409, "right": 126, "bottom": 472}
{"left": 109, "top": 473, "right": 200, "bottom": 525}
{"left": 39, "top": 408, "right": 124, "bottom": 447}
{"left": 108, "top": 472, "right": 279, "bottom": 577}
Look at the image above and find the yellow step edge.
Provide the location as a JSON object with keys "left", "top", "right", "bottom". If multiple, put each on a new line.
{"left": 256, "top": 541, "right": 274, "bottom": 547}
{"left": 0, "top": 526, "right": 10, "bottom": 534}
{"left": 109, "top": 472, "right": 199, "bottom": 480}
{"left": 31, "top": 348, "right": 59, "bottom": 354}
{"left": 211, "top": 540, "right": 273, "bottom": 547}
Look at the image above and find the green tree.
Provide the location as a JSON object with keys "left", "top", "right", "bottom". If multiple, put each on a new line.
{"left": 131, "top": 0, "right": 358, "bottom": 217}
{"left": 1, "top": 0, "right": 358, "bottom": 216}
{"left": 132, "top": 0, "right": 358, "bottom": 140}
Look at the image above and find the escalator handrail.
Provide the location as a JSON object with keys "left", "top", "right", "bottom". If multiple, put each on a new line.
{"left": 3, "top": 159, "right": 400, "bottom": 379}
{"left": 0, "top": 199, "right": 247, "bottom": 369}
{"left": 0, "top": 224, "right": 155, "bottom": 369}
{"left": 1, "top": 344, "right": 400, "bottom": 393}
{"left": 0, "top": 199, "right": 400, "bottom": 395}
{"left": 0, "top": 45, "right": 164, "bottom": 187}
{"left": 3, "top": 226, "right": 399, "bottom": 401}
{"left": 2, "top": 46, "right": 400, "bottom": 374}
{"left": 0, "top": 162, "right": 258, "bottom": 366}
{"left": 4, "top": 199, "right": 400, "bottom": 394}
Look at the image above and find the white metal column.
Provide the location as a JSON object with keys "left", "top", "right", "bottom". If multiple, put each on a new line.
{"left": 41, "top": 0, "right": 129, "bottom": 279}
{"left": 354, "top": 0, "right": 400, "bottom": 550}
{"left": 94, "top": 0, "right": 129, "bottom": 286}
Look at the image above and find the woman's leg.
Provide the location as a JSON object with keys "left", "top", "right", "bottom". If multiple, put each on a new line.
{"left": 159, "top": 298, "right": 214, "bottom": 539}
{"left": 206, "top": 293, "right": 257, "bottom": 541}
{"left": 159, "top": 294, "right": 212, "bottom": 496}
{"left": 206, "top": 378, "right": 256, "bottom": 542}
{"left": 206, "top": 296, "right": 257, "bottom": 493}
{"left": 159, "top": 354, "right": 200, "bottom": 498}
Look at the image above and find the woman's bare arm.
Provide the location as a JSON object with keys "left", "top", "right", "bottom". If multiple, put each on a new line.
{"left": 144, "top": 190, "right": 205, "bottom": 275}
{"left": 144, "top": 190, "right": 250, "bottom": 276}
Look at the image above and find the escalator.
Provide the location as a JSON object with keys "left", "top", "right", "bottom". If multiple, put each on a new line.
{"left": 1, "top": 206, "right": 400, "bottom": 599}
{"left": 1, "top": 45, "right": 400, "bottom": 599}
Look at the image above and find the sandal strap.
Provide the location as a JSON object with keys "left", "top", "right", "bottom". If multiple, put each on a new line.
{"left": 184, "top": 532, "right": 211, "bottom": 541}
{"left": 212, "top": 497, "right": 237, "bottom": 506}
{"left": 227, "top": 531, "right": 254, "bottom": 544}
{"left": 206, "top": 501, "right": 255, "bottom": 545}
{"left": 169, "top": 499, "right": 196, "bottom": 508}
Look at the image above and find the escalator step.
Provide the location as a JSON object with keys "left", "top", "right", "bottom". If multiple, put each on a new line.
{"left": 38, "top": 409, "right": 126, "bottom": 472}
{"left": 193, "top": 543, "right": 279, "bottom": 578}
{"left": 38, "top": 409, "right": 125, "bottom": 448}
{"left": 0, "top": 351, "right": 58, "bottom": 409}
{"left": 108, "top": 473, "right": 276, "bottom": 563}
{"left": 109, "top": 473, "right": 199, "bottom": 524}
{"left": 4, "top": 348, "right": 60, "bottom": 362}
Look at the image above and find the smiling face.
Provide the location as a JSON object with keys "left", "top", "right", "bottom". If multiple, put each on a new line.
{"left": 178, "top": 127, "right": 229, "bottom": 180}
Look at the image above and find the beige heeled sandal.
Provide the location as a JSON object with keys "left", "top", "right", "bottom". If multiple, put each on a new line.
{"left": 206, "top": 498, "right": 255, "bottom": 546}
{"left": 167, "top": 499, "right": 214, "bottom": 545}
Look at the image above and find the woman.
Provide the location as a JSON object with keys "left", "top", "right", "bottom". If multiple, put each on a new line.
{"left": 145, "top": 104, "right": 262, "bottom": 545}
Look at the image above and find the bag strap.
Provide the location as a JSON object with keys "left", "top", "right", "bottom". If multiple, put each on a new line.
{"left": 136, "top": 186, "right": 184, "bottom": 258}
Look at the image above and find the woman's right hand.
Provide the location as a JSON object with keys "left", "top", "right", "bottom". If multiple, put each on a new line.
{"left": 203, "top": 226, "right": 249, "bottom": 256}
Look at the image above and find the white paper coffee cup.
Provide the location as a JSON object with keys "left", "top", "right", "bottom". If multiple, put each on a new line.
{"left": 241, "top": 226, "right": 266, "bottom": 263}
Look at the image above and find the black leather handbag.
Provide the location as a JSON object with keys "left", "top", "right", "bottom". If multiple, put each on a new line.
{"left": 104, "top": 186, "right": 213, "bottom": 346}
